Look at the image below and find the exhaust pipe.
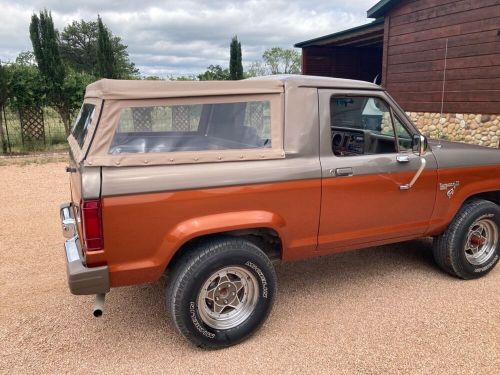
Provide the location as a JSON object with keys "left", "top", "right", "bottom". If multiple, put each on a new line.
{"left": 93, "top": 293, "right": 106, "bottom": 317}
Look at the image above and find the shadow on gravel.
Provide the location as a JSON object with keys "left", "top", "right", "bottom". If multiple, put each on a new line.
{"left": 107, "top": 238, "right": 439, "bottom": 337}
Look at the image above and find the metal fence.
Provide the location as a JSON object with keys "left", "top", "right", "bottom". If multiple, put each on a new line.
{"left": 0, "top": 106, "right": 69, "bottom": 154}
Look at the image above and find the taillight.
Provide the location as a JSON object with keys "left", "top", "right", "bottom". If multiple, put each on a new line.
{"left": 80, "top": 199, "right": 103, "bottom": 251}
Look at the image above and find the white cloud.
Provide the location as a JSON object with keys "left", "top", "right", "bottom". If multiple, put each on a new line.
{"left": 0, "top": 0, "right": 379, "bottom": 76}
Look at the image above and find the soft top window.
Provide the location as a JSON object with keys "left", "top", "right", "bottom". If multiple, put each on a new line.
{"left": 71, "top": 103, "right": 96, "bottom": 148}
{"left": 109, "top": 100, "right": 271, "bottom": 154}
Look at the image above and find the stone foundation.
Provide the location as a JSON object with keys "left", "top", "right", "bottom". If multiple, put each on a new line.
{"left": 406, "top": 112, "right": 499, "bottom": 148}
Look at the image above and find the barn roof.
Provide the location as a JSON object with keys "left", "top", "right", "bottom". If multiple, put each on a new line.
{"left": 294, "top": 18, "right": 384, "bottom": 48}
{"left": 367, "top": 0, "right": 403, "bottom": 18}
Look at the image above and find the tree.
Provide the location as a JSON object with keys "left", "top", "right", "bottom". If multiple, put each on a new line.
{"left": 15, "top": 51, "right": 37, "bottom": 66}
{"left": 97, "top": 15, "right": 116, "bottom": 79}
{"left": 30, "top": 10, "right": 88, "bottom": 135}
{"left": 198, "top": 65, "right": 230, "bottom": 81}
{"left": 29, "top": 10, "right": 65, "bottom": 88}
{"left": 5, "top": 58, "right": 47, "bottom": 110}
{"left": 248, "top": 47, "right": 301, "bottom": 76}
{"left": 59, "top": 19, "right": 138, "bottom": 78}
{"left": 229, "top": 36, "right": 243, "bottom": 80}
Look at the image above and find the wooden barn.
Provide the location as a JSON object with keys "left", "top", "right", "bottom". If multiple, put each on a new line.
{"left": 295, "top": 0, "right": 500, "bottom": 147}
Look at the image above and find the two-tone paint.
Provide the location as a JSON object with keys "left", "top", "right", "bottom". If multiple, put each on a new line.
{"left": 71, "top": 76, "right": 500, "bottom": 288}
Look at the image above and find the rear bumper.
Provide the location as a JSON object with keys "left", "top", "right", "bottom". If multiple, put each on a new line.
{"left": 61, "top": 203, "right": 110, "bottom": 295}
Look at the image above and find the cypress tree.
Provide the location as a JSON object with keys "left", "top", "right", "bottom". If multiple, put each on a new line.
{"left": 29, "top": 10, "right": 65, "bottom": 88}
{"left": 229, "top": 36, "right": 243, "bottom": 80}
{"left": 97, "top": 15, "right": 116, "bottom": 79}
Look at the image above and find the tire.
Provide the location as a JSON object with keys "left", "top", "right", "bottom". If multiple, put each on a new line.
{"left": 166, "top": 236, "right": 277, "bottom": 349}
{"left": 433, "top": 199, "right": 500, "bottom": 279}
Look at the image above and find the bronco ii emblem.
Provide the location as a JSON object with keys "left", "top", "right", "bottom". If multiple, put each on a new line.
{"left": 439, "top": 181, "right": 460, "bottom": 198}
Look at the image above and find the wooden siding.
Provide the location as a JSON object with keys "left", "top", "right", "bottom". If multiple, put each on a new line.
{"left": 384, "top": 0, "right": 500, "bottom": 114}
{"left": 303, "top": 46, "right": 382, "bottom": 83}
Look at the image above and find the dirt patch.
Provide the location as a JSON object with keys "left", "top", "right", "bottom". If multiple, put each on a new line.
{"left": 0, "top": 153, "right": 68, "bottom": 166}
{"left": 0, "top": 163, "right": 498, "bottom": 374}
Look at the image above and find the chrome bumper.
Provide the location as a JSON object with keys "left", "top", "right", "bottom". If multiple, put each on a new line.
{"left": 60, "top": 203, "right": 109, "bottom": 295}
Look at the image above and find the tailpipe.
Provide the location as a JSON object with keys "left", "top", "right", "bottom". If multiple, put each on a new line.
{"left": 93, "top": 293, "right": 106, "bottom": 317}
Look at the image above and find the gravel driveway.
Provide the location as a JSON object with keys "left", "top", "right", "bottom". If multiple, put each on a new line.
{"left": 1, "top": 161, "right": 499, "bottom": 374}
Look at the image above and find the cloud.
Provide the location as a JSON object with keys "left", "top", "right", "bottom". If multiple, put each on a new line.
{"left": 0, "top": 0, "right": 379, "bottom": 76}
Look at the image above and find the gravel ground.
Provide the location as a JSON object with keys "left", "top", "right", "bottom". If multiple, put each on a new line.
{"left": 0, "top": 161, "right": 499, "bottom": 374}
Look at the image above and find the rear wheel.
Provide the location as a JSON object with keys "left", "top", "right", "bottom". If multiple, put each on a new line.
{"left": 433, "top": 199, "right": 500, "bottom": 279}
{"left": 166, "top": 237, "right": 277, "bottom": 348}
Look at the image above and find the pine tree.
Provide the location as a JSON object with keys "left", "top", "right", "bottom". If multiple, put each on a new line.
{"left": 97, "top": 15, "right": 116, "bottom": 79}
{"left": 229, "top": 36, "right": 243, "bottom": 80}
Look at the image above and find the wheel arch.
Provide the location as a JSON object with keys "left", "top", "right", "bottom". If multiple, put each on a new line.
{"left": 464, "top": 190, "right": 500, "bottom": 206}
{"left": 162, "top": 211, "right": 286, "bottom": 272}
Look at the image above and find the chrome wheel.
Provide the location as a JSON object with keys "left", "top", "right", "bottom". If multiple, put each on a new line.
{"left": 197, "top": 266, "right": 259, "bottom": 330}
{"left": 464, "top": 218, "right": 498, "bottom": 266}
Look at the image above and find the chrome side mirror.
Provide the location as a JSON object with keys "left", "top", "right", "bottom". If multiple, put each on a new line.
{"left": 412, "top": 134, "right": 427, "bottom": 156}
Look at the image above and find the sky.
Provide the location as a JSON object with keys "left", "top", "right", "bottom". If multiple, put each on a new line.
{"left": 0, "top": 0, "right": 379, "bottom": 77}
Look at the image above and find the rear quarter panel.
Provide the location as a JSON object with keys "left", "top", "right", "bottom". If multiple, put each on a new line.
{"left": 100, "top": 179, "right": 321, "bottom": 287}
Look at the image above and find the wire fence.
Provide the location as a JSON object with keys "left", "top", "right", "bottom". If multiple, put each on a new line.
{"left": 0, "top": 106, "right": 70, "bottom": 155}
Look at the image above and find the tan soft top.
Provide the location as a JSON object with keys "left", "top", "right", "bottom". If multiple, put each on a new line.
{"left": 75, "top": 75, "right": 382, "bottom": 167}
{"left": 84, "top": 78, "right": 284, "bottom": 100}
{"left": 84, "top": 75, "right": 381, "bottom": 100}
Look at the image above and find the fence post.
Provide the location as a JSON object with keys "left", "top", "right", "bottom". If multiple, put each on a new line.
{"left": 2, "top": 106, "right": 10, "bottom": 154}
{"left": 0, "top": 105, "right": 6, "bottom": 154}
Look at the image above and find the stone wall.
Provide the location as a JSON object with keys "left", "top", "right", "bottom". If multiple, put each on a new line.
{"left": 406, "top": 112, "right": 499, "bottom": 148}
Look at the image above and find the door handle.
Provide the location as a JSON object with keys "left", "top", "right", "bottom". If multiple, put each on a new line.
{"left": 333, "top": 167, "right": 353, "bottom": 177}
{"left": 396, "top": 155, "right": 410, "bottom": 163}
{"left": 65, "top": 166, "right": 77, "bottom": 173}
{"left": 400, "top": 158, "right": 426, "bottom": 190}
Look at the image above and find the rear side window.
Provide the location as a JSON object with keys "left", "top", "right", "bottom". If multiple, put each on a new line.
{"left": 71, "top": 104, "right": 96, "bottom": 147}
{"left": 109, "top": 101, "right": 271, "bottom": 154}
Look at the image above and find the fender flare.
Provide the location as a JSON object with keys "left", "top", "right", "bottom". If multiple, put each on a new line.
{"left": 160, "top": 210, "right": 287, "bottom": 268}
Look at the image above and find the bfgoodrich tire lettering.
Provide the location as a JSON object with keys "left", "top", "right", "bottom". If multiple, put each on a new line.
{"left": 166, "top": 237, "right": 277, "bottom": 349}
{"left": 433, "top": 199, "right": 500, "bottom": 279}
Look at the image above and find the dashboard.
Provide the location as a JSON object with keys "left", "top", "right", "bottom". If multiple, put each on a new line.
{"left": 331, "top": 127, "right": 398, "bottom": 156}
{"left": 331, "top": 128, "right": 365, "bottom": 156}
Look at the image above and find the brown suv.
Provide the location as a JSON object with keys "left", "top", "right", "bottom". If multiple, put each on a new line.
{"left": 60, "top": 76, "right": 500, "bottom": 348}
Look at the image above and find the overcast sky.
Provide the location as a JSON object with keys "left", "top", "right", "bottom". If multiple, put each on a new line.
{"left": 0, "top": 0, "right": 379, "bottom": 77}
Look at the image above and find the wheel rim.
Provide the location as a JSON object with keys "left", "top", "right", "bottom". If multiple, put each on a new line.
{"left": 197, "top": 266, "right": 259, "bottom": 330}
{"left": 464, "top": 218, "right": 498, "bottom": 266}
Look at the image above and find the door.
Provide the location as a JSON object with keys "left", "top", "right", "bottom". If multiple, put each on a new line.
{"left": 317, "top": 90, "right": 438, "bottom": 253}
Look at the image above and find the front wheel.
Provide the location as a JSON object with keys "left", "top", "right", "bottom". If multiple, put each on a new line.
{"left": 433, "top": 199, "right": 500, "bottom": 279}
{"left": 166, "top": 237, "right": 277, "bottom": 348}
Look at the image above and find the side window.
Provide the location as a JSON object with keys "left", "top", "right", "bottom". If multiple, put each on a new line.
{"left": 71, "top": 103, "right": 96, "bottom": 148}
{"left": 330, "top": 96, "right": 397, "bottom": 156}
{"left": 109, "top": 100, "right": 272, "bottom": 154}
